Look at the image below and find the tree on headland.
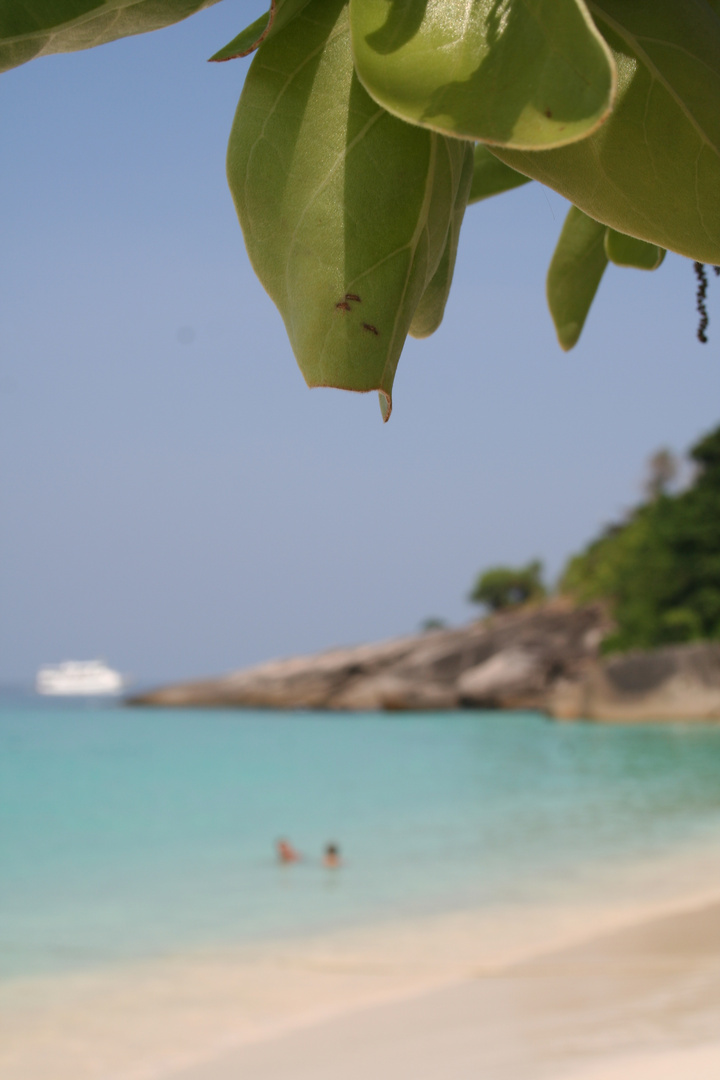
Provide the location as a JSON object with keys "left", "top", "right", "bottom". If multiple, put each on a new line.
{"left": 3, "top": 1, "right": 719, "bottom": 419}
{"left": 560, "top": 424, "right": 720, "bottom": 653}
{"left": 470, "top": 561, "right": 547, "bottom": 613}
{"left": 644, "top": 449, "right": 678, "bottom": 501}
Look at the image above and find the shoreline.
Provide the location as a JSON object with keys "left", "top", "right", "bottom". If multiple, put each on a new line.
{"left": 5, "top": 851, "right": 720, "bottom": 1080}
{"left": 170, "top": 891, "right": 720, "bottom": 1080}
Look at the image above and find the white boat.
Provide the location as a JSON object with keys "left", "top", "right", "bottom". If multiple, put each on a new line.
{"left": 36, "top": 660, "right": 125, "bottom": 696}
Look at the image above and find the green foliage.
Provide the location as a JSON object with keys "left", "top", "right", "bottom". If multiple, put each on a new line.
{"left": 604, "top": 230, "right": 665, "bottom": 271}
{"left": 560, "top": 425, "right": 720, "bottom": 652}
{"left": 691, "top": 426, "right": 720, "bottom": 473}
{"left": 547, "top": 207, "right": 608, "bottom": 351}
{"left": 545, "top": 205, "right": 666, "bottom": 349}
{"left": 470, "top": 561, "right": 546, "bottom": 612}
{"left": 348, "top": 0, "right": 615, "bottom": 148}
{"left": 495, "top": 1, "right": 720, "bottom": 265}
{"left": 467, "top": 145, "right": 530, "bottom": 205}
{"left": 0, "top": 0, "right": 220, "bottom": 72}
{"left": 3, "top": 0, "right": 720, "bottom": 416}
{"left": 210, "top": 0, "right": 311, "bottom": 61}
{"left": 226, "top": 0, "right": 473, "bottom": 419}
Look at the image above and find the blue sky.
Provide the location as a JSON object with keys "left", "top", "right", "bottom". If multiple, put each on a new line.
{"left": 2, "top": 1, "right": 719, "bottom": 686}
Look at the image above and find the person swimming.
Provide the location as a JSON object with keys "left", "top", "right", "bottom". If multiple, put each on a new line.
{"left": 323, "top": 842, "right": 341, "bottom": 868}
{"left": 276, "top": 838, "right": 301, "bottom": 863}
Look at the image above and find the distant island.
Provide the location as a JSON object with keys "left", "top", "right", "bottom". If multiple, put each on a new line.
{"left": 131, "top": 424, "right": 720, "bottom": 721}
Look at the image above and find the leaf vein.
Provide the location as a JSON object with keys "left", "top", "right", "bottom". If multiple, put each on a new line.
{"left": 589, "top": 4, "right": 719, "bottom": 155}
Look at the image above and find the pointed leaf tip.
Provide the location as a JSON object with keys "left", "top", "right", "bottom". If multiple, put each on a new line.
{"left": 209, "top": 15, "right": 270, "bottom": 62}
{"left": 227, "top": 0, "right": 470, "bottom": 413}
{"left": 209, "top": 0, "right": 312, "bottom": 63}
{"left": 547, "top": 206, "right": 608, "bottom": 350}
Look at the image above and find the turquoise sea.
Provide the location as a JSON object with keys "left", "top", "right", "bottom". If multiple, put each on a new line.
{"left": 4, "top": 700, "right": 720, "bottom": 982}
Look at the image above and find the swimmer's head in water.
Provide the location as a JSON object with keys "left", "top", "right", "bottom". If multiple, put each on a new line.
{"left": 323, "top": 842, "right": 341, "bottom": 867}
{"left": 276, "top": 838, "right": 300, "bottom": 862}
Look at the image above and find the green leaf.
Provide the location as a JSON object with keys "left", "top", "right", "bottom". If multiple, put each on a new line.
{"left": 349, "top": 0, "right": 616, "bottom": 149}
{"left": 209, "top": 0, "right": 311, "bottom": 63}
{"left": 227, "top": 0, "right": 469, "bottom": 420}
{"left": 209, "top": 14, "right": 269, "bottom": 62}
{"left": 410, "top": 141, "right": 474, "bottom": 339}
{"left": 604, "top": 230, "right": 665, "bottom": 270}
{"left": 547, "top": 206, "right": 608, "bottom": 350}
{"left": 492, "top": 0, "right": 720, "bottom": 263}
{"left": 0, "top": 0, "right": 220, "bottom": 72}
{"left": 468, "top": 144, "right": 531, "bottom": 205}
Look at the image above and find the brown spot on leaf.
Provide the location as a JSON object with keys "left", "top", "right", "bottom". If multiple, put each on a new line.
{"left": 335, "top": 301, "right": 351, "bottom": 312}
{"left": 545, "top": 108, "right": 552, "bottom": 118}
{"left": 345, "top": 293, "right": 361, "bottom": 303}
{"left": 362, "top": 323, "right": 379, "bottom": 336}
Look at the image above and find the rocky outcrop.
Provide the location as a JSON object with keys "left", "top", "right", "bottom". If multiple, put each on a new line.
{"left": 130, "top": 602, "right": 720, "bottom": 720}
{"left": 129, "top": 600, "right": 611, "bottom": 712}
{"left": 549, "top": 642, "right": 720, "bottom": 722}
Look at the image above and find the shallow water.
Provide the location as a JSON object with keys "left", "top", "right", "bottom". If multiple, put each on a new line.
{"left": 4, "top": 701, "right": 720, "bottom": 980}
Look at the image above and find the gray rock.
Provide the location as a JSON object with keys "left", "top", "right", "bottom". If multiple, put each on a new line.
{"left": 457, "top": 649, "right": 544, "bottom": 707}
{"left": 129, "top": 600, "right": 610, "bottom": 712}
{"left": 329, "top": 676, "right": 458, "bottom": 712}
{"left": 550, "top": 643, "right": 720, "bottom": 722}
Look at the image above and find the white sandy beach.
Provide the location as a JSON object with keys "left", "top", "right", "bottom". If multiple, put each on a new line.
{"left": 4, "top": 878, "right": 720, "bottom": 1080}
{"left": 171, "top": 894, "right": 720, "bottom": 1080}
